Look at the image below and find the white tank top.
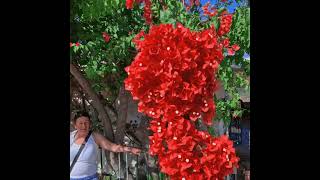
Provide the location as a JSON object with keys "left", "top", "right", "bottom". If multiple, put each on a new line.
{"left": 70, "top": 130, "right": 98, "bottom": 178}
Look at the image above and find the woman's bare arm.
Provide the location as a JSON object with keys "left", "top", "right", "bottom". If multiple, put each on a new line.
{"left": 92, "top": 132, "right": 141, "bottom": 154}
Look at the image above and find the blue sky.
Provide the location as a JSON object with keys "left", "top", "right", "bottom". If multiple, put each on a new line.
{"left": 199, "top": 0, "right": 240, "bottom": 13}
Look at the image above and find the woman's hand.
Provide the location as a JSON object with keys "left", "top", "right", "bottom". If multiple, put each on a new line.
{"left": 123, "top": 146, "right": 141, "bottom": 155}
{"left": 130, "top": 147, "right": 142, "bottom": 155}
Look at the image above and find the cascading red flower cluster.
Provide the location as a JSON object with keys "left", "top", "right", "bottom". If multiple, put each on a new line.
{"left": 124, "top": 23, "right": 239, "bottom": 179}
{"left": 126, "top": 0, "right": 152, "bottom": 24}
{"left": 148, "top": 117, "right": 239, "bottom": 179}
{"left": 126, "top": 23, "right": 223, "bottom": 125}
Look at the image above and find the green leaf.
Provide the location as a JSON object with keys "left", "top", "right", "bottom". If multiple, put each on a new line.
{"left": 160, "top": 9, "right": 173, "bottom": 23}
{"left": 159, "top": 172, "right": 164, "bottom": 180}
{"left": 230, "top": 100, "right": 237, "bottom": 109}
{"left": 73, "top": 46, "right": 79, "bottom": 53}
{"left": 208, "top": 126, "right": 216, "bottom": 136}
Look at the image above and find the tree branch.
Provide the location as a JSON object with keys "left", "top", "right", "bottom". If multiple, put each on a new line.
{"left": 70, "top": 63, "right": 115, "bottom": 141}
{"left": 115, "top": 84, "right": 129, "bottom": 144}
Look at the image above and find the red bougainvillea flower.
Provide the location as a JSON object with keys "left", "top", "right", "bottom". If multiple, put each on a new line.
{"left": 218, "top": 14, "right": 233, "bottom": 36}
{"left": 227, "top": 44, "right": 240, "bottom": 56}
{"left": 126, "top": 0, "right": 134, "bottom": 9}
{"left": 195, "top": 0, "right": 200, "bottom": 6}
{"left": 187, "top": 0, "right": 200, "bottom": 7}
{"left": 232, "top": 44, "right": 240, "bottom": 51}
{"left": 202, "top": 2, "right": 218, "bottom": 17}
{"left": 222, "top": 38, "right": 230, "bottom": 47}
{"left": 102, "top": 32, "right": 110, "bottom": 43}
{"left": 126, "top": 0, "right": 152, "bottom": 24}
{"left": 144, "top": 0, "right": 152, "bottom": 24}
{"left": 70, "top": 42, "right": 74, "bottom": 47}
{"left": 126, "top": 0, "right": 144, "bottom": 9}
{"left": 124, "top": 23, "right": 239, "bottom": 179}
{"left": 75, "top": 42, "right": 80, "bottom": 47}
{"left": 227, "top": 48, "right": 235, "bottom": 56}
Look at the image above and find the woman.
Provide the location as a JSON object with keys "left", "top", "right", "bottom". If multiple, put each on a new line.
{"left": 70, "top": 111, "right": 141, "bottom": 180}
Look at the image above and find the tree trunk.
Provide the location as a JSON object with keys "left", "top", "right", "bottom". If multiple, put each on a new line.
{"left": 70, "top": 63, "right": 114, "bottom": 141}
{"left": 114, "top": 84, "right": 137, "bottom": 179}
{"left": 115, "top": 84, "right": 129, "bottom": 144}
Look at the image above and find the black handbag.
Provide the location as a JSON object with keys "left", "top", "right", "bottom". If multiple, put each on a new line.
{"left": 70, "top": 130, "right": 93, "bottom": 173}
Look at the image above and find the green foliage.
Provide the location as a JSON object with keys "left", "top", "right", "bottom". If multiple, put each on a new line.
{"left": 71, "top": 0, "right": 148, "bottom": 101}
{"left": 208, "top": 126, "right": 216, "bottom": 136}
{"left": 146, "top": 172, "right": 167, "bottom": 180}
{"left": 159, "top": 172, "right": 166, "bottom": 180}
{"left": 71, "top": 0, "right": 122, "bottom": 21}
{"left": 214, "top": 6, "right": 250, "bottom": 126}
{"left": 228, "top": 6, "right": 250, "bottom": 74}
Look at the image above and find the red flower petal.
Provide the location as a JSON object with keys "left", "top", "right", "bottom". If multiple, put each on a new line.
{"left": 227, "top": 48, "right": 235, "bottom": 56}
{"left": 222, "top": 38, "right": 230, "bottom": 47}
{"left": 180, "top": 162, "right": 192, "bottom": 172}
{"left": 232, "top": 44, "right": 240, "bottom": 51}
{"left": 126, "top": 0, "right": 134, "bottom": 9}
{"left": 102, "top": 32, "right": 110, "bottom": 43}
{"left": 161, "top": 166, "right": 179, "bottom": 175}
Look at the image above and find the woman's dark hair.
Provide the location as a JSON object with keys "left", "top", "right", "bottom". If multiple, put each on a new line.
{"left": 73, "top": 111, "right": 91, "bottom": 122}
